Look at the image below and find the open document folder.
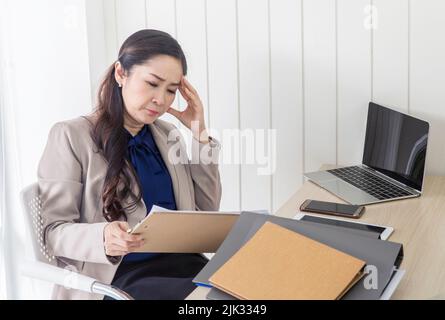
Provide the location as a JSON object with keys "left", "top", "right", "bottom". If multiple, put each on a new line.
{"left": 128, "top": 206, "right": 240, "bottom": 253}
{"left": 209, "top": 222, "right": 366, "bottom": 300}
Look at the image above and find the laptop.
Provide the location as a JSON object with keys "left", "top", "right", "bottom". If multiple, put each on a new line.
{"left": 305, "top": 102, "right": 430, "bottom": 205}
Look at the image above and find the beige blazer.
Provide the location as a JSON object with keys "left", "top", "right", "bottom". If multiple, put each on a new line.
{"left": 37, "top": 115, "right": 222, "bottom": 300}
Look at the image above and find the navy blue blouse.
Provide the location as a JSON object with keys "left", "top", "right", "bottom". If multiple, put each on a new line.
{"left": 123, "top": 125, "right": 177, "bottom": 263}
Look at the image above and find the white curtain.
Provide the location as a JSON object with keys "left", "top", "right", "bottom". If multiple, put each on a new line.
{"left": 0, "top": 0, "right": 13, "bottom": 299}
{"left": 0, "top": 0, "right": 93, "bottom": 299}
{"left": 0, "top": 72, "right": 7, "bottom": 300}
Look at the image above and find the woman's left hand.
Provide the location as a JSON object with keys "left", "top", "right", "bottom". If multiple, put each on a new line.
{"left": 167, "top": 76, "right": 209, "bottom": 142}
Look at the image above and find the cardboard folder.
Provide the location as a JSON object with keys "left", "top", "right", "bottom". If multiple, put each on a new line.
{"left": 209, "top": 222, "right": 366, "bottom": 300}
{"left": 129, "top": 209, "right": 240, "bottom": 253}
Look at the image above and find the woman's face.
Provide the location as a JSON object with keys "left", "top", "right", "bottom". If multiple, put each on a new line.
{"left": 115, "top": 54, "right": 183, "bottom": 128}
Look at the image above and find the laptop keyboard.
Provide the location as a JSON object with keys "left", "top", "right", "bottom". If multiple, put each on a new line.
{"left": 327, "top": 166, "right": 412, "bottom": 200}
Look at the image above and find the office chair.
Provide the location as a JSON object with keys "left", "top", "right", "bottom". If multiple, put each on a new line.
{"left": 19, "top": 182, "right": 133, "bottom": 300}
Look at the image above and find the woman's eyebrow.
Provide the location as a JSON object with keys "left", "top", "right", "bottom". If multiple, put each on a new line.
{"left": 149, "top": 73, "right": 180, "bottom": 86}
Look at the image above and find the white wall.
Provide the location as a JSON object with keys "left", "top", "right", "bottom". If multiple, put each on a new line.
{"left": 88, "top": 0, "right": 445, "bottom": 214}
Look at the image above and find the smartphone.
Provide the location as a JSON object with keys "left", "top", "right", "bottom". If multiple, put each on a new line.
{"left": 299, "top": 199, "right": 365, "bottom": 219}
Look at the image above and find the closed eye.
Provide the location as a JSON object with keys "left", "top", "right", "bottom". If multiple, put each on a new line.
{"left": 147, "top": 82, "right": 176, "bottom": 95}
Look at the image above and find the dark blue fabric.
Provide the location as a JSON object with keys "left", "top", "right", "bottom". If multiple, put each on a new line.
{"left": 123, "top": 125, "right": 177, "bottom": 263}
{"left": 104, "top": 253, "right": 208, "bottom": 300}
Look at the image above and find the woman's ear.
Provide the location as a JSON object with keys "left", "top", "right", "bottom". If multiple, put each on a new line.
{"left": 114, "top": 61, "right": 126, "bottom": 87}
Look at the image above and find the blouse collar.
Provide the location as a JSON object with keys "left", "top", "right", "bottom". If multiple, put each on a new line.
{"left": 126, "top": 125, "right": 155, "bottom": 148}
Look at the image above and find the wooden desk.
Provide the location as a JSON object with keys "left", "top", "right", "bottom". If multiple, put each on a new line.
{"left": 187, "top": 171, "right": 445, "bottom": 300}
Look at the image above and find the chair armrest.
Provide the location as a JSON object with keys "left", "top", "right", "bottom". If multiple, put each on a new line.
{"left": 21, "top": 260, "right": 95, "bottom": 292}
{"left": 20, "top": 261, "right": 133, "bottom": 300}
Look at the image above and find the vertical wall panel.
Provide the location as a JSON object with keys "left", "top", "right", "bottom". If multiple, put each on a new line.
{"left": 373, "top": 0, "right": 409, "bottom": 111}
{"left": 176, "top": 0, "right": 209, "bottom": 124}
{"left": 176, "top": 0, "right": 209, "bottom": 153}
{"left": 146, "top": 0, "right": 181, "bottom": 128}
{"left": 86, "top": 0, "right": 108, "bottom": 105}
{"left": 146, "top": 0, "right": 176, "bottom": 36}
{"left": 238, "top": 0, "right": 271, "bottom": 212}
{"left": 410, "top": 0, "right": 445, "bottom": 175}
{"left": 115, "top": 0, "right": 146, "bottom": 45}
{"left": 207, "top": 0, "right": 240, "bottom": 211}
{"left": 337, "top": 0, "right": 372, "bottom": 166}
{"left": 270, "top": 0, "right": 303, "bottom": 213}
{"left": 303, "top": 0, "right": 337, "bottom": 172}
{"left": 103, "top": 0, "right": 118, "bottom": 63}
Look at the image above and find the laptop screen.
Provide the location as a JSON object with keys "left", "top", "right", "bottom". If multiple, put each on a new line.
{"left": 362, "top": 103, "right": 430, "bottom": 191}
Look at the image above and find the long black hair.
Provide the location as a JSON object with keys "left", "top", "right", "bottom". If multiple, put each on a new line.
{"left": 91, "top": 29, "right": 187, "bottom": 222}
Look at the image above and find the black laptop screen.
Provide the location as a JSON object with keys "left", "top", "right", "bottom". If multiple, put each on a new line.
{"left": 362, "top": 103, "right": 429, "bottom": 191}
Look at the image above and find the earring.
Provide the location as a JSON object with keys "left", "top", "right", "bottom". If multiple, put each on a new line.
{"left": 118, "top": 83, "right": 122, "bottom": 88}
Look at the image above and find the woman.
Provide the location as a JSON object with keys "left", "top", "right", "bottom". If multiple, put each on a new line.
{"left": 38, "top": 29, "right": 221, "bottom": 300}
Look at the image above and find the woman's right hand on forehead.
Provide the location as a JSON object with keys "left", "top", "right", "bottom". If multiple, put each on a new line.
{"left": 103, "top": 221, "right": 145, "bottom": 256}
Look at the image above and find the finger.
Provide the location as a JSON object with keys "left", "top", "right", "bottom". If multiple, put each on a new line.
{"left": 180, "top": 86, "right": 198, "bottom": 108}
{"left": 105, "top": 243, "right": 129, "bottom": 255}
{"left": 116, "top": 221, "right": 131, "bottom": 233}
{"left": 109, "top": 237, "right": 129, "bottom": 250}
{"left": 183, "top": 86, "right": 196, "bottom": 101}
{"left": 114, "top": 228, "right": 144, "bottom": 242}
{"left": 111, "top": 237, "right": 144, "bottom": 250}
{"left": 178, "top": 84, "right": 193, "bottom": 102}
{"left": 106, "top": 250, "right": 128, "bottom": 257}
{"left": 167, "top": 107, "right": 182, "bottom": 118}
{"left": 180, "top": 77, "right": 197, "bottom": 97}
{"left": 114, "top": 222, "right": 143, "bottom": 240}
{"left": 121, "top": 232, "right": 144, "bottom": 243}
{"left": 182, "top": 77, "right": 198, "bottom": 95}
{"left": 113, "top": 235, "right": 144, "bottom": 247}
